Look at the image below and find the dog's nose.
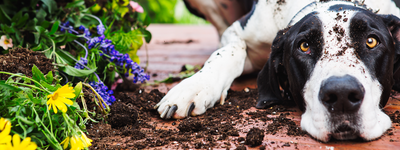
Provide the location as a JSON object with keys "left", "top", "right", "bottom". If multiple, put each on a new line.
{"left": 319, "top": 75, "right": 365, "bottom": 113}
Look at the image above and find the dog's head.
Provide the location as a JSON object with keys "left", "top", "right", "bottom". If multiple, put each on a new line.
{"left": 257, "top": 1, "right": 400, "bottom": 142}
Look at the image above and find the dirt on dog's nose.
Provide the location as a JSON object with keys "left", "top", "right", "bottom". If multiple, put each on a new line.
{"left": 319, "top": 75, "right": 365, "bottom": 113}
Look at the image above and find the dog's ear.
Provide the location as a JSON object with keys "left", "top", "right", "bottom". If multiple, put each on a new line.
{"left": 380, "top": 15, "right": 400, "bottom": 91}
{"left": 256, "top": 29, "right": 289, "bottom": 108}
{"left": 381, "top": 15, "right": 400, "bottom": 73}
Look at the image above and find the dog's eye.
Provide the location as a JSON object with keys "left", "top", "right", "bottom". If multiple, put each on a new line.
{"left": 300, "top": 42, "right": 310, "bottom": 52}
{"left": 366, "top": 37, "right": 378, "bottom": 49}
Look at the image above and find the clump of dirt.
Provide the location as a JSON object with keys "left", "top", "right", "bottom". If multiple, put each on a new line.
{"left": 109, "top": 101, "right": 138, "bottom": 128}
{"left": 277, "top": 0, "right": 286, "bottom": 5}
{"left": 266, "top": 113, "right": 307, "bottom": 136}
{"left": 245, "top": 128, "right": 264, "bottom": 146}
{"left": 0, "top": 48, "right": 55, "bottom": 80}
{"left": 177, "top": 117, "right": 204, "bottom": 132}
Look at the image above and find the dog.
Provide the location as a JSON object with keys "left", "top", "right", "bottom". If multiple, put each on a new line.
{"left": 154, "top": 0, "right": 400, "bottom": 142}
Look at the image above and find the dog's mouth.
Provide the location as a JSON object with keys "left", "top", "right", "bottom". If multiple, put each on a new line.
{"left": 331, "top": 124, "right": 359, "bottom": 140}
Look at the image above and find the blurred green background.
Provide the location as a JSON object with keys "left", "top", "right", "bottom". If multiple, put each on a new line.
{"left": 136, "top": 0, "right": 208, "bottom": 24}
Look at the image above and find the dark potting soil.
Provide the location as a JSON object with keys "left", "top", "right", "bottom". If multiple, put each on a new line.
{"left": 85, "top": 88, "right": 308, "bottom": 149}
{"left": 0, "top": 48, "right": 55, "bottom": 80}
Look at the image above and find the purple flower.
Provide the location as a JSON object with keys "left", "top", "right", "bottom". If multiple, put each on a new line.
{"left": 97, "top": 25, "right": 105, "bottom": 35}
{"left": 74, "top": 57, "right": 88, "bottom": 69}
{"left": 89, "top": 81, "right": 116, "bottom": 106}
{"left": 79, "top": 25, "right": 91, "bottom": 38}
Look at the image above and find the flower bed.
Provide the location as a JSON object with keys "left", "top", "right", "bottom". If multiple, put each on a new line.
{"left": 0, "top": 0, "right": 150, "bottom": 149}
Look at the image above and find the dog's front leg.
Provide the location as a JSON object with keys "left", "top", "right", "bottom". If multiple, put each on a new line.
{"left": 154, "top": 23, "right": 247, "bottom": 119}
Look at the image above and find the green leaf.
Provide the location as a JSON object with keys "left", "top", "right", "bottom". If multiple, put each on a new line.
{"left": 119, "top": 7, "right": 129, "bottom": 18}
{"left": 40, "top": 80, "right": 58, "bottom": 92}
{"left": 32, "top": 65, "right": 46, "bottom": 83}
{"left": 65, "top": 0, "right": 85, "bottom": 9}
{"left": 1, "top": 24, "right": 15, "bottom": 33}
{"left": 0, "top": 81, "right": 21, "bottom": 92}
{"left": 60, "top": 66, "right": 97, "bottom": 77}
{"left": 11, "top": 10, "right": 23, "bottom": 24}
{"left": 142, "top": 29, "right": 152, "bottom": 43}
{"left": 0, "top": 6, "right": 11, "bottom": 24}
{"left": 45, "top": 71, "right": 54, "bottom": 84}
{"left": 49, "top": 20, "right": 60, "bottom": 35}
{"left": 143, "top": 15, "right": 151, "bottom": 27}
{"left": 36, "top": 8, "right": 47, "bottom": 22}
{"left": 73, "top": 82, "right": 82, "bottom": 100}
{"left": 15, "top": 13, "right": 29, "bottom": 28}
{"left": 41, "top": 0, "right": 57, "bottom": 14}
{"left": 71, "top": 102, "right": 81, "bottom": 110}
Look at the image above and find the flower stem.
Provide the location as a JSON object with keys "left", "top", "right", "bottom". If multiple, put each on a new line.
{"left": 32, "top": 106, "right": 62, "bottom": 149}
{"left": 74, "top": 40, "right": 88, "bottom": 59}
{"left": 0, "top": 71, "right": 50, "bottom": 93}
{"left": 85, "top": 14, "right": 104, "bottom": 26}
{"left": 82, "top": 82, "right": 110, "bottom": 115}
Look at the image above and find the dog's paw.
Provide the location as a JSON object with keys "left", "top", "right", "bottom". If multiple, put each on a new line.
{"left": 154, "top": 74, "right": 228, "bottom": 119}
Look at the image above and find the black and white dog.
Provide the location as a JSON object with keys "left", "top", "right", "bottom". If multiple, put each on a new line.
{"left": 154, "top": 0, "right": 400, "bottom": 142}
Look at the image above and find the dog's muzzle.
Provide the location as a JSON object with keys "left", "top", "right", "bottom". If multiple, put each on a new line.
{"left": 319, "top": 75, "right": 365, "bottom": 114}
{"left": 318, "top": 75, "right": 365, "bottom": 140}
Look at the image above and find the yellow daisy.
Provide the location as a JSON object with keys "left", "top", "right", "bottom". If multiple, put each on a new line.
{"left": 47, "top": 84, "right": 75, "bottom": 113}
{"left": 10, "top": 134, "right": 37, "bottom": 150}
{"left": 0, "top": 118, "right": 12, "bottom": 144}
{"left": 61, "top": 132, "right": 92, "bottom": 150}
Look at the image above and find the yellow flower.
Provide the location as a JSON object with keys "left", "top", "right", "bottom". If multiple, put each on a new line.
{"left": 0, "top": 118, "right": 12, "bottom": 144}
{"left": 61, "top": 132, "right": 92, "bottom": 150}
{"left": 60, "top": 136, "right": 69, "bottom": 149}
{"left": 47, "top": 84, "right": 75, "bottom": 113}
{"left": 0, "top": 35, "right": 13, "bottom": 50}
{"left": 80, "top": 132, "right": 92, "bottom": 147}
{"left": 9, "top": 134, "right": 37, "bottom": 150}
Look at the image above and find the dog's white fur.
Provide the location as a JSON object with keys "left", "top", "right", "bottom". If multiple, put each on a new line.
{"left": 156, "top": 0, "right": 400, "bottom": 141}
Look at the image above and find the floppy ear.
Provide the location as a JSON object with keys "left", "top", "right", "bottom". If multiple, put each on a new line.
{"left": 256, "top": 29, "right": 289, "bottom": 108}
{"left": 380, "top": 15, "right": 400, "bottom": 91}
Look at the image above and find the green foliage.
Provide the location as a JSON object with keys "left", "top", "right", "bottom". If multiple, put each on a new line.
{"left": 0, "top": 0, "right": 151, "bottom": 85}
{"left": 0, "top": 67, "right": 100, "bottom": 149}
{"left": 136, "top": 0, "right": 177, "bottom": 23}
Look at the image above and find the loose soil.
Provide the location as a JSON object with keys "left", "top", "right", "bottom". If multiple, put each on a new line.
{"left": 0, "top": 48, "right": 54, "bottom": 80}
{"left": 86, "top": 88, "right": 308, "bottom": 149}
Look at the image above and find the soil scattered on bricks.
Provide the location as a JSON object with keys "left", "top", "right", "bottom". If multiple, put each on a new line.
{"left": 86, "top": 88, "right": 308, "bottom": 149}
{"left": 0, "top": 48, "right": 54, "bottom": 80}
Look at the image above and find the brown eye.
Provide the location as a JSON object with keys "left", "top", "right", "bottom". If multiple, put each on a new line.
{"left": 300, "top": 42, "right": 309, "bottom": 52}
{"left": 366, "top": 37, "right": 378, "bottom": 48}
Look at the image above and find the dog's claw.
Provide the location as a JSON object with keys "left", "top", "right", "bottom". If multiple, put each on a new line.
{"left": 256, "top": 98, "right": 281, "bottom": 109}
{"left": 160, "top": 106, "right": 170, "bottom": 118}
{"left": 166, "top": 105, "right": 177, "bottom": 119}
{"left": 153, "top": 103, "right": 160, "bottom": 109}
{"left": 187, "top": 102, "right": 195, "bottom": 117}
